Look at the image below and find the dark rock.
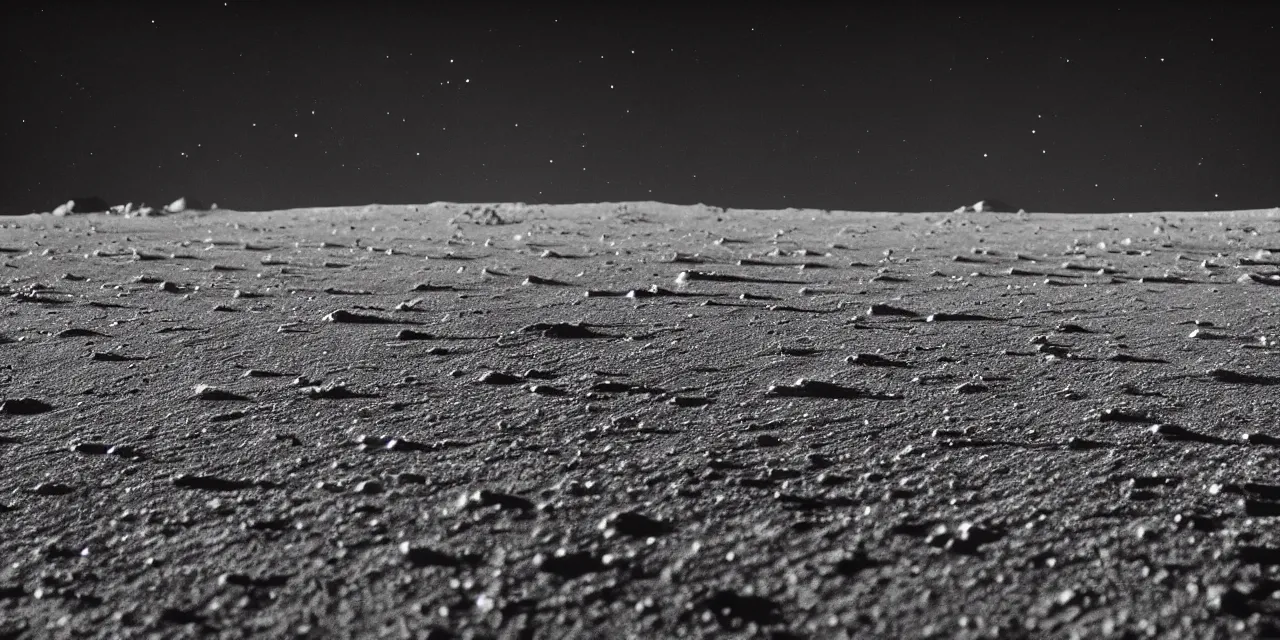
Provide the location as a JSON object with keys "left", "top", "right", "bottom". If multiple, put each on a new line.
{"left": 172, "top": 474, "right": 253, "bottom": 492}
{"left": 845, "top": 353, "right": 909, "bottom": 367}
{"left": 1241, "top": 499, "right": 1280, "bottom": 517}
{"left": 397, "top": 329, "right": 436, "bottom": 341}
{"left": 1098, "top": 408, "right": 1155, "bottom": 423}
{"left": 669, "top": 396, "right": 713, "bottom": 407}
{"left": 535, "top": 549, "right": 606, "bottom": 579}
{"left": 70, "top": 442, "right": 111, "bottom": 455}
{"left": 926, "top": 312, "right": 999, "bottom": 322}
{"left": 55, "top": 328, "right": 107, "bottom": 338}
{"left": 32, "top": 483, "right": 73, "bottom": 496}
{"left": 519, "top": 382, "right": 564, "bottom": 397}
{"left": 1243, "top": 433, "right": 1280, "bottom": 446}
{"left": 1238, "top": 545, "right": 1280, "bottom": 565}
{"left": 1206, "top": 585, "right": 1252, "bottom": 618}
{"left": 193, "top": 385, "right": 250, "bottom": 401}
{"left": 400, "top": 542, "right": 460, "bottom": 567}
{"left": 91, "top": 351, "right": 142, "bottom": 362}
{"left": 766, "top": 378, "right": 895, "bottom": 400}
{"left": 1, "top": 398, "right": 53, "bottom": 415}
{"left": 866, "top": 303, "right": 917, "bottom": 317}
{"left": 1055, "top": 323, "right": 1092, "bottom": 334}
{"left": 1206, "top": 368, "right": 1278, "bottom": 385}
{"left": 756, "top": 434, "right": 783, "bottom": 447}
{"left": 832, "top": 550, "right": 878, "bottom": 576}
{"left": 522, "top": 275, "right": 567, "bottom": 286}
{"left": 521, "top": 322, "right": 603, "bottom": 339}
{"left": 599, "top": 511, "right": 673, "bottom": 538}
{"left": 806, "top": 453, "right": 835, "bottom": 469}
{"left": 478, "top": 371, "right": 522, "bottom": 385}
{"left": 159, "top": 607, "right": 204, "bottom": 625}
{"left": 465, "top": 489, "right": 534, "bottom": 511}
{"left": 324, "top": 309, "right": 394, "bottom": 324}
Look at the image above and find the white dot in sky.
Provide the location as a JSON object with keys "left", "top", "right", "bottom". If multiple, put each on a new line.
{"left": 983, "top": 153, "right": 988, "bottom": 157}
{"left": 1032, "top": 129, "right": 1036, "bottom": 133}
{"left": 293, "top": 133, "right": 297, "bottom": 138}
{"left": 549, "top": 159, "right": 553, "bottom": 163}
{"left": 465, "top": 79, "right": 470, "bottom": 83}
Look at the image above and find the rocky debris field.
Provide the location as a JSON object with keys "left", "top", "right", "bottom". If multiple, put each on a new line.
{"left": 2, "top": 202, "right": 1280, "bottom": 639}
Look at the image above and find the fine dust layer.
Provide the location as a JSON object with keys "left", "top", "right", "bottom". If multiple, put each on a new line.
{"left": 2, "top": 202, "right": 1280, "bottom": 639}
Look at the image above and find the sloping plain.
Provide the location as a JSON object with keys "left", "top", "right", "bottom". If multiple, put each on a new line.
{"left": 2, "top": 202, "right": 1280, "bottom": 639}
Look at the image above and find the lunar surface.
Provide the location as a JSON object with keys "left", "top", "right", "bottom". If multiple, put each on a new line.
{"left": 2, "top": 202, "right": 1280, "bottom": 639}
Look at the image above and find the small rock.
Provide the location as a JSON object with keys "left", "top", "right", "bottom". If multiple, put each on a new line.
{"left": 397, "top": 329, "right": 435, "bottom": 341}
{"left": 354, "top": 480, "right": 384, "bottom": 495}
{"left": 193, "top": 385, "right": 250, "bottom": 401}
{"left": 478, "top": 371, "right": 522, "bottom": 385}
{"left": 669, "top": 396, "right": 713, "bottom": 407}
{"left": 324, "top": 309, "right": 394, "bottom": 324}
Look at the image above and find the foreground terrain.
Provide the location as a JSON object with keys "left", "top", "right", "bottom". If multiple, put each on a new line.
{"left": 2, "top": 202, "right": 1280, "bottom": 639}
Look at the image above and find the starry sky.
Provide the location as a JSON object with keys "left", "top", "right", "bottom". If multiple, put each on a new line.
{"left": 2, "top": 3, "right": 1278, "bottom": 215}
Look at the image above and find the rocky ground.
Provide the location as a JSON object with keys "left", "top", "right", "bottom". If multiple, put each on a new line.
{"left": 2, "top": 202, "right": 1280, "bottom": 639}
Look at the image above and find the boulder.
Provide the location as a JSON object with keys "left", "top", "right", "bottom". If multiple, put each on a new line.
{"left": 955, "top": 199, "right": 1019, "bottom": 214}
{"left": 51, "top": 196, "right": 111, "bottom": 216}
{"left": 163, "top": 197, "right": 206, "bottom": 214}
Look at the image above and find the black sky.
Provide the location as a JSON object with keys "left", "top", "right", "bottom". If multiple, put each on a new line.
{"left": 2, "top": 3, "right": 1277, "bottom": 215}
